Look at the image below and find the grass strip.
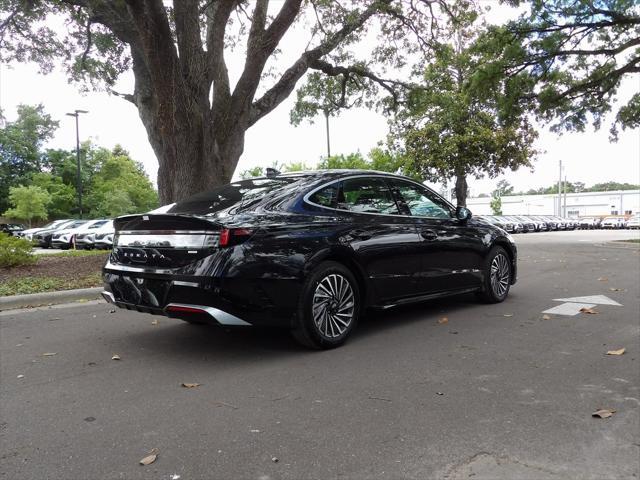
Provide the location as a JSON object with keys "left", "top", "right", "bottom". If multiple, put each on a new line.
{"left": 0, "top": 273, "right": 102, "bottom": 296}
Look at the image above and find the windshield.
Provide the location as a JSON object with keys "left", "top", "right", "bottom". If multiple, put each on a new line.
{"left": 168, "top": 176, "right": 310, "bottom": 216}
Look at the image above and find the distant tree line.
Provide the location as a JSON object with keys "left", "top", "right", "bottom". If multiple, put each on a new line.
{"left": 1, "top": 104, "right": 158, "bottom": 225}
{"left": 490, "top": 179, "right": 640, "bottom": 199}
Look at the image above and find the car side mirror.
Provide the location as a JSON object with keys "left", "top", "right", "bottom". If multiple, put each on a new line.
{"left": 456, "top": 206, "right": 472, "bottom": 221}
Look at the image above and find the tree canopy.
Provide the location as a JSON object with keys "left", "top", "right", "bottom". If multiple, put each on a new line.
{"left": 482, "top": 0, "right": 640, "bottom": 137}
{"left": 1, "top": 104, "right": 158, "bottom": 220}
{"left": 3, "top": 185, "right": 51, "bottom": 227}
{"left": 0, "top": 0, "right": 462, "bottom": 204}
{"left": 0, "top": 104, "right": 58, "bottom": 213}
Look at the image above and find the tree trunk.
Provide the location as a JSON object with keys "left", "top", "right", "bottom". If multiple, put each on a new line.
{"left": 454, "top": 174, "right": 468, "bottom": 207}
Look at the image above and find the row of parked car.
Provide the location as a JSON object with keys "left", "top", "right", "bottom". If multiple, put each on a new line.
{"left": 7, "top": 219, "right": 116, "bottom": 250}
{"left": 478, "top": 214, "right": 640, "bottom": 233}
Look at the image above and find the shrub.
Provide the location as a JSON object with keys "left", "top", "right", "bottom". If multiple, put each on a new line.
{"left": 0, "top": 233, "right": 36, "bottom": 268}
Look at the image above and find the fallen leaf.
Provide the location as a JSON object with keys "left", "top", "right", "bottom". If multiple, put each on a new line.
{"left": 597, "top": 277, "right": 608, "bottom": 282}
{"left": 579, "top": 307, "right": 598, "bottom": 314}
{"left": 542, "top": 314, "right": 551, "bottom": 320}
{"left": 250, "top": 429, "right": 261, "bottom": 433}
{"left": 109, "top": 308, "right": 116, "bottom": 314}
{"left": 592, "top": 408, "right": 616, "bottom": 419}
{"left": 436, "top": 392, "right": 444, "bottom": 396}
{"left": 151, "top": 319, "right": 158, "bottom": 325}
{"left": 606, "top": 348, "right": 626, "bottom": 356}
{"left": 181, "top": 382, "right": 201, "bottom": 388}
{"left": 368, "top": 395, "right": 393, "bottom": 402}
{"left": 503, "top": 314, "right": 513, "bottom": 317}
{"left": 111, "top": 354, "right": 121, "bottom": 361}
{"left": 17, "top": 374, "right": 24, "bottom": 379}
{"left": 609, "top": 287, "right": 621, "bottom": 292}
{"left": 271, "top": 457, "right": 279, "bottom": 463}
{"left": 170, "top": 475, "right": 181, "bottom": 480}
{"left": 139, "top": 448, "right": 158, "bottom": 466}
{"left": 42, "top": 352, "right": 57, "bottom": 356}
{"left": 438, "top": 317, "right": 449, "bottom": 324}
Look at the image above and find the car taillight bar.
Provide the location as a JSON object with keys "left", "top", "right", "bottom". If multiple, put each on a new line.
{"left": 218, "top": 228, "right": 254, "bottom": 247}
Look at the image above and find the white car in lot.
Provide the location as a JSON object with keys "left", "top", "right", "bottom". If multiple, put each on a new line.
{"left": 51, "top": 219, "right": 109, "bottom": 249}
{"left": 627, "top": 215, "right": 640, "bottom": 230}
{"left": 601, "top": 216, "right": 626, "bottom": 229}
{"left": 91, "top": 220, "right": 115, "bottom": 250}
{"left": 20, "top": 219, "right": 70, "bottom": 241}
{"left": 75, "top": 219, "right": 111, "bottom": 249}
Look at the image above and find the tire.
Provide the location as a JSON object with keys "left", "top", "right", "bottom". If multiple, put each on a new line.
{"left": 477, "top": 246, "right": 512, "bottom": 303}
{"left": 292, "top": 261, "right": 360, "bottom": 349}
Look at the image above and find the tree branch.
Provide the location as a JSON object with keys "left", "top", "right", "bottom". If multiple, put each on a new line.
{"left": 249, "top": 0, "right": 390, "bottom": 126}
{"left": 174, "top": 0, "right": 205, "bottom": 83}
{"left": 309, "top": 58, "right": 413, "bottom": 107}
{"left": 231, "top": 0, "right": 303, "bottom": 119}
{"left": 205, "top": 0, "right": 236, "bottom": 112}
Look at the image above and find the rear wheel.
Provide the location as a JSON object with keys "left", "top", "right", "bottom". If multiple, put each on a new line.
{"left": 292, "top": 261, "right": 359, "bottom": 349}
{"left": 477, "top": 246, "right": 512, "bottom": 303}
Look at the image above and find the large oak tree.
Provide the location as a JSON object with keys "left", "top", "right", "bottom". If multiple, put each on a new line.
{"left": 1, "top": 0, "right": 453, "bottom": 203}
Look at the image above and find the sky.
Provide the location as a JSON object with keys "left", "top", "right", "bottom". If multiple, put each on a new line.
{"left": 1, "top": 3, "right": 639, "bottom": 199}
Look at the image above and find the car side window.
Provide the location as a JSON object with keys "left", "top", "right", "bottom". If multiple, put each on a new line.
{"left": 308, "top": 184, "right": 339, "bottom": 208}
{"left": 338, "top": 178, "right": 400, "bottom": 215}
{"left": 388, "top": 179, "right": 452, "bottom": 218}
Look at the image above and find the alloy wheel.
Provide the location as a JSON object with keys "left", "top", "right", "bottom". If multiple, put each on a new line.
{"left": 312, "top": 274, "right": 355, "bottom": 338}
{"left": 490, "top": 253, "right": 510, "bottom": 298}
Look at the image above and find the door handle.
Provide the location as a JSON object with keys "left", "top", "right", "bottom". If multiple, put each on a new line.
{"left": 420, "top": 229, "right": 437, "bottom": 240}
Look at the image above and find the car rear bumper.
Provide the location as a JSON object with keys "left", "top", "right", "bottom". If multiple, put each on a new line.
{"left": 102, "top": 261, "right": 300, "bottom": 328}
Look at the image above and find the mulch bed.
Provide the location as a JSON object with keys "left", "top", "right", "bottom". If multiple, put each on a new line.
{"left": 0, "top": 253, "right": 108, "bottom": 283}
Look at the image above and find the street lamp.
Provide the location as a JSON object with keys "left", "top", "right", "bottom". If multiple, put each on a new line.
{"left": 66, "top": 110, "right": 89, "bottom": 218}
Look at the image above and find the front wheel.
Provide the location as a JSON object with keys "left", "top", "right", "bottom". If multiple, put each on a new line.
{"left": 292, "top": 261, "right": 359, "bottom": 349}
{"left": 477, "top": 246, "right": 512, "bottom": 303}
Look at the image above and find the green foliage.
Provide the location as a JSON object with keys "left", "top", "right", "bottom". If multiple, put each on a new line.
{"left": 240, "top": 148, "right": 407, "bottom": 181}
{"left": 0, "top": 104, "right": 58, "bottom": 213}
{"left": 0, "top": 233, "right": 36, "bottom": 268}
{"left": 509, "top": 180, "right": 639, "bottom": 196}
{"left": 0, "top": 103, "right": 157, "bottom": 220}
{"left": 0, "top": 273, "right": 102, "bottom": 296}
{"left": 490, "top": 195, "right": 503, "bottom": 216}
{"left": 494, "top": 180, "right": 514, "bottom": 197}
{"left": 480, "top": 1, "right": 640, "bottom": 137}
{"left": 3, "top": 185, "right": 51, "bottom": 226}
{"left": 397, "top": 25, "right": 538, "bottom": 202}
{"left": 84, "top": 152, "right": 158, "bottom": 217}
{"left": 239, "top": 166, "right": 264, "bottom": 179}
{"left": 318, "top": 152, "right": 369, "bottom": 170}
{"left": 31, "top": 172, "right": 76, "bottom": 218}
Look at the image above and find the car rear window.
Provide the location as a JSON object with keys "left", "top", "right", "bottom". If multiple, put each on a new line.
{"left": 168, "top": 176, "right": 310, "bottom": 215}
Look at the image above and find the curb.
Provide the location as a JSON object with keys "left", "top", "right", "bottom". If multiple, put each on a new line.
{"left": 0, "top": 287, "right": 104, "bottom": 311}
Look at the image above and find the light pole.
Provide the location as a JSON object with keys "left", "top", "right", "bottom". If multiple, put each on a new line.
{"left": 66, "top": 110, "right": 88, "bottom": 218}
{"left": 323, "top": 109, "right": 331, "bottom": 158}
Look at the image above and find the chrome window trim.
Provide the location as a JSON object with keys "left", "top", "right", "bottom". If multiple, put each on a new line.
{"left": 303, "top": 174, "right": 456, "bottom": 220}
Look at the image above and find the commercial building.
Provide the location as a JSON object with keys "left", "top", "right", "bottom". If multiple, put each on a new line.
{"left": 467, "top": 190, "right": 640, "bottom": 217}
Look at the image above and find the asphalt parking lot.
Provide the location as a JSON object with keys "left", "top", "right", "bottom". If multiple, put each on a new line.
{"left": 1, "top": 230, "right": 639, "bottom": 479}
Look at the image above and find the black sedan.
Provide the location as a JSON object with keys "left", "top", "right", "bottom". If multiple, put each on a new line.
{"left": 102, "top": 171, "right": 517, "bottom": 349}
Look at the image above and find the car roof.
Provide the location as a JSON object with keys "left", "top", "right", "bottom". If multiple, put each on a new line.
{"left": 252, "top": 169, "right": 412, "bottom": 182}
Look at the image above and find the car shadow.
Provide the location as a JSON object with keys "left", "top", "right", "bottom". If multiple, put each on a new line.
{"left": 121, "top": 292, "right": 487, "bottom": 363}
